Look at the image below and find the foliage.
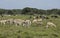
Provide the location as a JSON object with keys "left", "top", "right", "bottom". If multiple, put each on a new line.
{"left": 0, "top": 7, "right": 60, "bottom": 15}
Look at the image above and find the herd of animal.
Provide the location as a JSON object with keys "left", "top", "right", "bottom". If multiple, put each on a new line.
{"left": 0, "top": 15, "right": 57, "bottom": 28}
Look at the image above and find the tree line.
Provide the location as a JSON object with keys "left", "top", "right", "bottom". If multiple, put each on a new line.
{"left": 0, "top": 7, "right": 60, "bottom": 15}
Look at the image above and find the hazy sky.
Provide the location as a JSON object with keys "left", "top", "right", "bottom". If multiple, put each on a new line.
{"left": 0, "top": 0, "right": 60, "bottom": 9}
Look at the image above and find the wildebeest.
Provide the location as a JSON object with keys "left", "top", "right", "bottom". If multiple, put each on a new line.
{"left": 29, "top": 16, "right": 32, "bottom": 19}
{"left": 33, "top": 16, "right": 39, "bottom": 19}
{"left": 45, "top": 17, "right": 49, "bottom": 19}
{"left": 40, "top": 15, "right": 49, "bottom": 19}
{"left": 51, "top": 15, "right": 58, "bottom": 18}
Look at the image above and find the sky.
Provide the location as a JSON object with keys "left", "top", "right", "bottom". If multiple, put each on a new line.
{"left": 0, "top": 0, "right": 60, "bottom": 9}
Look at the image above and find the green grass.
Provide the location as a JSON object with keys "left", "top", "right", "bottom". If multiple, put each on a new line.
{"left": 0, "top": 15, "right": 60, "bottom": 38}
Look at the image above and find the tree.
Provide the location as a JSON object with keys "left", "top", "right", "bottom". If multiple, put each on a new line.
{"left": 22, "top": 7, "right": 32, "bottom": 14}
{"left": 0, "top": 9, "right": 5, "bottom": 15}
{"left": 7, "top": 10, "right": 14, "bottom": 15}
{"left": 57, "top": 10, "right": 60, "bottom": 15}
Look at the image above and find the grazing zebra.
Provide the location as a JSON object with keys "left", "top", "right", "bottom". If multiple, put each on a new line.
{"left": 0, "top": 20, "right": 7, "bottom": 25}
{"left": 13, "top": 19, "right": 24, "bottom": 26}
{"left": 32, "top": 19, "right": 43, "bottom": 26}
{"left": 46, "top": 22, "right": 56, "bottom": 28}
{"left": 22, "top": 20, "right": 31, "bottom": 27}
{"left": 32, "top": 19, "right": 42, "bottom": 23}
{"left": 6, "top": 19, "right": 14, "bottom": 25}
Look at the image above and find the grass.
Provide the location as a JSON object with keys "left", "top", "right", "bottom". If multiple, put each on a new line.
{"left": 0, "top": 15, "right": 60, "bottom": 38}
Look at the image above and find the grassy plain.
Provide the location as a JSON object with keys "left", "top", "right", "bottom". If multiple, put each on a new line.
{"left": 0, "top": 15, "right": 60, "bottom": 38}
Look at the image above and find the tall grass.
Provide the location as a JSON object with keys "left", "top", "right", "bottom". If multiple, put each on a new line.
{"left": 0, "top": 15, "right": 60, "bottom": 38}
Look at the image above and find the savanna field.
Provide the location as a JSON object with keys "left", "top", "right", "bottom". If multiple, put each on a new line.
{"left": 0, "top": 15, "right": 60, "bottom": 38}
